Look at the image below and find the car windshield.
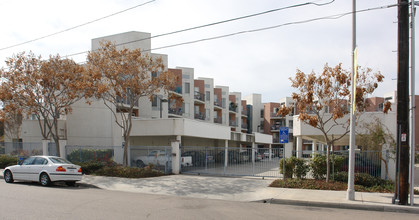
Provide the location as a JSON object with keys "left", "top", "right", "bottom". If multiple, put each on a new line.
{"left": 49, "top": 157, "right": 72, "bottom": 164}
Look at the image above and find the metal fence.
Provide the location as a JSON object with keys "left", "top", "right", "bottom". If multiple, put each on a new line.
{"left": 0, "top": 142, "right": 43, "bottom": 157}
{"left": 292, "top": 150, "right": 384, "bottom": 178}
{"left": 181, "top": 146, "right": 284, "bottom": 177}
{"left": 130, "top": 146, "right": 172, "bottom": 174}
{"left": 66, "top": 145, "right": 115, "bottom": 163}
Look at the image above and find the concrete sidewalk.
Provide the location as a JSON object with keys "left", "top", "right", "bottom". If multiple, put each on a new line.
{"left": 78, "top": 174, "right": 419, "bottom": 213}
{"left": 2, "top": 169, "right": 419, "bottom": 213}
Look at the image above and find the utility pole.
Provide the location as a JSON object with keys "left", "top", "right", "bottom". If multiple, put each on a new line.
{"left": 394, "top": 0, "right": 410, "bottom": 205}
{"left": 409, "top": 0, "right": 416, "bottom": 206}
{"left": 347, "top": 0, "right": 356, "bottom": 201}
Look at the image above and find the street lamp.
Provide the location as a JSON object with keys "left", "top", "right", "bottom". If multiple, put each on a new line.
{"left": 159, "top": 98, "right": 168, "bottom": 118}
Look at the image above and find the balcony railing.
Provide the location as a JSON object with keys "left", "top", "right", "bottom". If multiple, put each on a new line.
{"left": 194, "top": 91, "right": 205, "bottom": 102}
{"left": 116, "top": 96, "right": 139, "bottom": 107}
{"left": 168, "top": 107, "right": 183, "bottom": 116}
{"left": 241, "top": 109, "right": 248, "bottom": 115}
{"left": 241, "top": 123, "right": 248, "bottom": 129}
{"left": 171, "top": 86, "right": 182, "bottom": 94}
{"left": 214, "top": 100, "right": 223, "bottom": 108}
{"left": 214, "top": 117, "right": 222, "bottom": 124}
{"left": 194, "top": 112, "right": 206, "bottom": 120}
{"left": 229, "top": 120, "right": 237, "bottom": 127}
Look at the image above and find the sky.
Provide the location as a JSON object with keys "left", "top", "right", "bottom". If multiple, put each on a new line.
{"left": 0, "top": 0, "right": 416, "bottom": 102}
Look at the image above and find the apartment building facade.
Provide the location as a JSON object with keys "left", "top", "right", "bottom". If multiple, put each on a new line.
{"left": 16, "top": 31, "right": 273, "bottom": 170}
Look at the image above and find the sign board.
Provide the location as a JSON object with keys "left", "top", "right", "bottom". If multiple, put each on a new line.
{"left": 280, "top": 127, "right": 289, "bottom": 143}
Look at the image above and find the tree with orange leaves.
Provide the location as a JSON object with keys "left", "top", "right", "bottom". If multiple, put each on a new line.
{"left": 278, "top": 63, "right": 386, "bottom": 182}
{"left": 0, "top": 104, "right": 23, "bottom": 142}
{"left": 86, "top": 41, "right": 177, "bottom": 166}
{"left": 0, "top": 52, "right": 91, "bottom": 156}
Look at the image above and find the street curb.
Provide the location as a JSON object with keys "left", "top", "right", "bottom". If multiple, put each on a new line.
{"left": 256, "top": 198, "right": 419, "bottom": 214}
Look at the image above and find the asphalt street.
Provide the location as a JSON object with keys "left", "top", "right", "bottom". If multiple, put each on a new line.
{"left": 0, "top": 180, "right": 417, "bottom": 220}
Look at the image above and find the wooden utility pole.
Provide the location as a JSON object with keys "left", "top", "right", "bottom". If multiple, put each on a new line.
{"left": 394, "top": 0, "right": 410, "bottom": 205}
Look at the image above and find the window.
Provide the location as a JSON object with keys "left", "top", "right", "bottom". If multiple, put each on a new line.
{"left": 289, "top": 120, "right": 293, "bottom": 128}
{"left": 182, "top": 74, "right": 190, "bottom": 79}
{"left": 222, "top": 98, "right": 226, "bottom": 108}
{"left": 260, "top": 109, "right": 264, "bottom": 118}
{"left": 378, "top": 103, "right": 384, "bottom": 111}
{"left": 152, "top": 71, "right": 158, "bottom": 79}
{"left": 152, "top": 95, "right": 158, "bottom": 107}
{"left": 205, "top": 84, "right": 210, "bottom": 88}
{"left": 185, "top": 83, "right": 190, "bottom": 94}
{"left": 206, "top": 91, "right": 210, "bottom": 101}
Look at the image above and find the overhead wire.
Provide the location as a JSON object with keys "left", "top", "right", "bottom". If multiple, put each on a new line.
{"left": 64, "top": 0, "right": 336, "bottom": 58}
{"left": 0, "top": 0, "right": 156, "bottom": 51}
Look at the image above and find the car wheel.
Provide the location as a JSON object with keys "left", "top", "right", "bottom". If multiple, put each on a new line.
{"left": 136, "top": 160, "right": 145, "bottom": 168}
{"left": 40, "top": 173, "right": 51, "bottom": 186}
{"left": 65, "top": 181, "right": 76, "bottom": 187}
{"left": 4, "top": 170, "right": 14, "bottom": 183}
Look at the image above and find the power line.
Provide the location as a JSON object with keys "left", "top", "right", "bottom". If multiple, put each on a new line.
{"left": 0, "top": 0, "right": 156, "bottom": 51}
{"left": 141, "top": 3, "right": 399, "bottom": 52}
{"left": 64, "top": 0, "right": 336, "bottom": 58}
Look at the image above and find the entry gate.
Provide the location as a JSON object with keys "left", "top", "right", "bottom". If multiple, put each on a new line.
{"left": 181, "top": 146, "right": 284, "bottom": 177}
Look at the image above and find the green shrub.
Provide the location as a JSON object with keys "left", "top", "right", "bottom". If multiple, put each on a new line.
{"left": 280, "top": 157, "right": 309, "bottom": 179}
{"left": 334, "top": 171, "right": 393, "bottom": 188}
{"left": 309, "top": 154, "right": 345, "bottom": 179}
{"left": 0, "top": 154, "right": 18, "bottom": 168}
{"left": 67, "top": 148, "right": 113, "bottom": 163}
{"left": 75, "top": 161, "right": 106, "bottom": 175}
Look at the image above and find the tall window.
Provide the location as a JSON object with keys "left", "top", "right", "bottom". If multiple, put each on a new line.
{"left": 152, "top": 95, "right": 157, "bottom": 107}
{"left": 185, "top": 82, "right": 190, "bottom": 94}
{"left": 206, "top": 91, "right": 210, "bottom": 101}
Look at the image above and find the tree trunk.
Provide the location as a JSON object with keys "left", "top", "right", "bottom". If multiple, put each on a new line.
{"left": 123, "top": 136, "right": 129, "bottom": 167}
{"left": 326, "top": 143, "right": 330, "bottom": 182}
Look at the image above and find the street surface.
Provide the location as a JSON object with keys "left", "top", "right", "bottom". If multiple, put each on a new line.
{"left": 0, "top": 181, "right": 417, "bottom": 220}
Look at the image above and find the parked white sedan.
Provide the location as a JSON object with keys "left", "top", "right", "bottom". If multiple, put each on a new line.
{"left": 3, "top": 156, "right": 82, "bottom": 186}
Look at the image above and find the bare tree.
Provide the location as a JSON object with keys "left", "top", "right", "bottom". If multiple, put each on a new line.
{"left": 278, "top": 63, "right": 385, "bottom": 182}
{"left": 86, "top": 41, "right": 177, "bottom": 166}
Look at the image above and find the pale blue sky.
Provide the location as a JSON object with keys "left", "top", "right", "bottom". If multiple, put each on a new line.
{"left": 0, "top": 0, "right": 414, "bottom": 102}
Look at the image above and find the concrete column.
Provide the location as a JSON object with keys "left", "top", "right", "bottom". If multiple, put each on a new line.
{"left": 59, "top": 140, "right": 67, "bottom": 159}
{"left": 171, "top": 135, "right": 181, "bottom": 174}
{"left": 42, "top": 140, "right": 49, "bottom": 156}
{"left": 312, "top": 140, "right": 317, "bottom": 158}
{"left": 224, "top": 140, "right": 228, "bottom": 176}
{"left": 296, "top": 136, "right": 303, "bottom": 158}
{"left": 113, "top": 145, "right": 124, "bottom": 165}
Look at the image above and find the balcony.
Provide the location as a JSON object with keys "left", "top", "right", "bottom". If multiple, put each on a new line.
{"left": 168, "top": 107, "right": 183, "bottom": 117}
{"left": 229, "top": 120, "right": 237, "bottom": 127}
{"left": 116, "top": 96, "right": 139, "bottom": 107}
{"left": 214, "top": 100, "right": 223, "bottom": 109}
{"left": 229, "top": 103, "right": 238, "bottom": 113}
{"left": 194, "top": 91, "right": 205, "bottom": 102}
{"left": 170, "top": 86, "right": 182, "bottom": 95}
{"left": 241, "top": 109, "right": 248, "bottom": 116}
{"left": 241, "top": 123, "right": 248, "bottom": 130}
{"left": 194, "top": 112, "right": 206, "bottom": 120}
{"left": 214, "top": 117, "right": 222, "bottom": 124}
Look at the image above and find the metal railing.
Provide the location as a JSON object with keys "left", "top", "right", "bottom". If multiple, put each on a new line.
{"left": 130, "top": 146, "right": 172, "bottom": 174}
{"left": 169, "top": 107, "right": 183, "bottom": 116}
{"left": 0, "top": 142, "right": 43, "bottom": 157}
{"left": 181, "top": 146, "right": 284, "bottom": 178}
{"left": 66, "top": 145, "right": 115, "bottom": 163}
{"left": 194, "top": 91, "right": 205, "bottom": 102}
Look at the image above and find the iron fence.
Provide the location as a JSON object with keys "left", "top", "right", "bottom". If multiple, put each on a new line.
{"left": 181, "top": 146, "right": 284, "bottom": 177}
{"left": 66, "top": 145, "right": 115, "bottom": 163}
{"left": 130, "top": 146, "right": 172, "bottom": 174}
{"left": 292, "top": 150, "right": 384, "bottom": 178}
{"left": 0, "top": 142, "right": 43, "bottom": 157}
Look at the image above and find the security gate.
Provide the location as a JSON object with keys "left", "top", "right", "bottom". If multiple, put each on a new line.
{"left": 181, "top": 146, "right": 283, "bottom": 177}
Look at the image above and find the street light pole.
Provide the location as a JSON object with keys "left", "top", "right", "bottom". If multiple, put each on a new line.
{"left": 347, "top": 0, "right": 356, "bottom": 201}
{"left": 409, "top": 0, "right": 416, "bottom": 206}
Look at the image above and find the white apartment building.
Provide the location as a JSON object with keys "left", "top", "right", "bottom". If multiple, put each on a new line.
{"left": 17, "top": 31, "right": 273, "bottom": 171}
